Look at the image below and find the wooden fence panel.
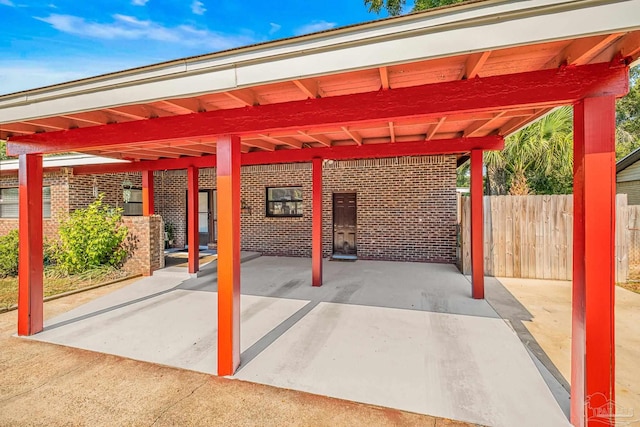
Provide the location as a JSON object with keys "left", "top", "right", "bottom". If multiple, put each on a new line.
{"left": 627, "top": 203, "right": 640, "bottom": 281}
{"left": 616, "top": 195, "right": 629, "bottom": 283}
{"left": 459, "top": 193, "right": 629, "bottom": 281}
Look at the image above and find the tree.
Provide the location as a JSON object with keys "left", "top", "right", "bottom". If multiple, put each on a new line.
{"left": 365, "top": 0, "right": 464, "bottom": 15}
{"left": 483, "top": 106, "right": 574, "bottom": 195}
{"left": 0, "top": 140, "right": 8, "bottom": 161}
{"left": 366, "top": 0, "right": 640, "bottom": 193}
{"left": 616, "top": 66, "right": 640, "bottom": 159}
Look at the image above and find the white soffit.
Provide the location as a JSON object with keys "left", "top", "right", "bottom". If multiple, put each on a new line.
{"left": 0, "top": 154, "right": 130, "bottom": 172}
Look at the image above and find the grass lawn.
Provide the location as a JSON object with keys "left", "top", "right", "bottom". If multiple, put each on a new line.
{"left": 0, "top": 267, "right": 131, "bottom": 310}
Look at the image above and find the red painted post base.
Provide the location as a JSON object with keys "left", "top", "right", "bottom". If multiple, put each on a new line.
{"left": 470, "top": 149, "right": 484, "bottom": 299}
{"left": 217, "top": 135, "right": 241, "bottom": 376}
{"left": 312, "top": 157, "right": 323, "bottom": 287}
{"left": 187, "top": 166, "right": 199, "bottom": 274}
{"left": 17, "top": 154, "right": 44, "bottom": 336}
{"left": 142, "top": 170, "right": 155, "bottom": 216}
{"left": 572, "top": 96, "right": 617, "bottom": 427}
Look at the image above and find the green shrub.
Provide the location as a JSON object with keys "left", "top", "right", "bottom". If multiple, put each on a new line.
{"left": 0, "top": 230, "right": 19, "bottom": 277}
{"left": 56, "top": 195, "right": 129, "bottom": 274}
{"left": 44, "top": 238, "right": 60, "bottom": 267}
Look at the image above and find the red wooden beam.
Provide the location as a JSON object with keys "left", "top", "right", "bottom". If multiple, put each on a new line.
{"left": 71, "top": 137, "right": 504, "bottom": 175}
{"left": 17, "top": 154, "right": 44, "bottom": 336}
{"left": 312, "top": 157, "right": 323, "bottom": 287}
{"left": 242, "top": 137, "right": 503, "bottom": 165}
{"left": 470, "top": 149, "right": 484, "bottom": 299}
{"left": 217, "top": 135, "right": 241, "bottom": 376}
{"left": 572, "top": 96, "right": 616, "bottom": 427}
{"left": 187, "top": 166, "right": 199, "bottom": 274}
{"left": 142, "top": 170, "right": 154, "bottom": 216}
{"left": 73, "top": 156, "right": 216, "bottom": 175}
{"left": 7, "top": 63, "right": 627, "bottom": 156}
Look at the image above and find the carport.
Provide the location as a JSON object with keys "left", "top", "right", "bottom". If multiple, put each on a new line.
{"left": 2, "top": 1, "right": 640, "bottom": 426}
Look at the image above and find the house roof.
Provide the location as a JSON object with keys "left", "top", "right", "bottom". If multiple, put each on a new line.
{"left": 617, "top": 146, "right": 640, "bottom": 173}
{"left": 0, "top": 154, "right": 129, "bottom": 174}
{"left": 2, "top": 0, "right": 640, "bottom": 161}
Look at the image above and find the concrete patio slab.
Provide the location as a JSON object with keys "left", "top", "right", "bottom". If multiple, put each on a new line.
{"left": 236, "top": 301, "right": 569, "bottom": 427}
{"left": 26, "top": 257, "right": 570, "bottom": 427}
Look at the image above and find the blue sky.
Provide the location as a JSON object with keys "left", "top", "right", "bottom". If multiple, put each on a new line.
{"left": 0, "top": 1, "right": 401, "bottom": 95}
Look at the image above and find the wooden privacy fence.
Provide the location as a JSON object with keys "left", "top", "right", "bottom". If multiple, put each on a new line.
{"left": 459, "top": 194, "right": 630, "bottom": 282}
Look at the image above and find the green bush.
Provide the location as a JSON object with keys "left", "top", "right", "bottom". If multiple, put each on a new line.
{"left": 56, "top": 195, "right": 129, "bottom": 274}
{"left": 0, "top": 230, "right": 19, "bottom": 277}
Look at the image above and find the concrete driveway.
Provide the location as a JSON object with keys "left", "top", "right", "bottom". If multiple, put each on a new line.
{"left": 26, "top": 257, "right": 570, "bottom": 427}
{"left": 490, "top": 277, "right": 640, "bottom": 426}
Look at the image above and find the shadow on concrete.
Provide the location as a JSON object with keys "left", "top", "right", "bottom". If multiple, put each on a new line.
{"left": 182, "top": 257, "right": 501, "bottom": 373}
{"left": 178, "top": 257, "right": 499, "bottom": 319}
{"left": 42, "top": 252, "right": 258, "bottom": 332}
{"left": 485, "top": 276, "right": 570, "bottom": 417}
{"left": 485, "top": 277, "right": 569, "bottom": 391}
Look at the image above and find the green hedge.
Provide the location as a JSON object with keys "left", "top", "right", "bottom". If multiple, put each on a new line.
{"left": 0, "top": 230, "right": 19, "bottom": 277}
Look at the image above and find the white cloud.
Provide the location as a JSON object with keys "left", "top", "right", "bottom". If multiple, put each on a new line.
{"left": 131, "top": 0, "right": 149, "bottom": 5}
{"left": 34, "top": 14, "right": 254, "bottom": 50}
{"left": 191, "top": 0, "right": 205, "bottom": 15}
{"left": 269, "top": 22, "right": 281, "bottom": 35}
{"left": 0, "top": 59, "right": 141, "bottom": 95}
{"left": 0, "top": 0, "right": 15, "bottom": 7}
{"left": 294, "top": 20, "right": 336, "bottom": 36}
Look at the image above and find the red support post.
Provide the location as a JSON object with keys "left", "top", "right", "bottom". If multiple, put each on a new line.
{"left": 217, "top": 135, "right": 241, "bottom": 376}
{"left": 17, "top": 154, "right": 44, "bottom": 336}
{"left": 312, "top": 157, "right": 323, "bottom": 287}
{"left": 187, "top": 166, "right": 199, "bottom": 274}
{"left": 470, "top": 149, "right": 484, "bottom": 299}
{"left": 572, "top": 96, "right": 616, "bottom": 427}
{"left": 142, "top": 170, "right": 154, "bottom": 216}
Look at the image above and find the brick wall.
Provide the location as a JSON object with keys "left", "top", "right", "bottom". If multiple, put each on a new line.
{"left": 2, "top": 156, "right": 457, "bottom": 265}
{"left": 322, "top": 156, "right": 457, "bottom": 263}
{"left": 153, "top": 155, "right": 457, "bottom": 263}
{"left": 69, "top": 173, "right": 142, "bottom": 211}
{"left": 0, "top": 171, "right": 69, "bottom": 241}
{"left": 122, "top": 215, "right": 165, "bottom": 275}
{"left": 240, "top": 164, "right": 312, "bottom": 256}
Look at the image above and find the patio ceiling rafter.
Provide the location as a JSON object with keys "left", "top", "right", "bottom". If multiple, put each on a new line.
{"left": 6, "top": 62, "right": 628, "bottom": 156}
{"left": 70, "top": 136, "right": 504, "bottom": 175}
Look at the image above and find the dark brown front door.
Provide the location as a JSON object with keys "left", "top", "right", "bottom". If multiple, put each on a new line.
{"left": 333, "top": 193, "right": 357, "bottom": 255}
